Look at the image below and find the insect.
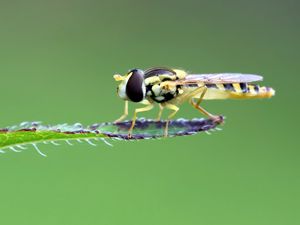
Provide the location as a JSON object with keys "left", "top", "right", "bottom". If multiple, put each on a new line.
{"left": 113, "top": 67, "right": 275, "bottom": 137}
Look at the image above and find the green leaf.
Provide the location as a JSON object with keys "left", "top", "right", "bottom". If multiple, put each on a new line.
{"left": 0, "top": 117, "right": 223, "bottom": 156}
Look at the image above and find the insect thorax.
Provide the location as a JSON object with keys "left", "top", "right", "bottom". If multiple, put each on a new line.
{"left": 144, "top": 68, "right": 184, "bottom": 103}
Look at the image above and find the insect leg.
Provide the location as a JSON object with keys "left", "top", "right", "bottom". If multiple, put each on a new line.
{"left": 156, "top": 104, "right": 164, "bottom": 121}
{"left": 189, "top": 87, "right": 214, "bottom": 117}
{"left": 114, "top": 100, "right": 128, "bottom": 123}
{"left": 195, "top": 86, "right": 207, "bottom": 106}
{"left": 189, "top": 86, "right": 222, "bottom": 122}
{"left": 128, "top": 103, "right": 154, "bottom": 138}
{"left": 163, "top": 103, "right": 179, "bottom": 137}
{"left": 190, "top": 98, "right": 214, "bottom": 117}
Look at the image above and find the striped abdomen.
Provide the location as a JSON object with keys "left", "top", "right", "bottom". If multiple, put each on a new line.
{"left": 191, "top": 83, "right": 275, "bottom": 100}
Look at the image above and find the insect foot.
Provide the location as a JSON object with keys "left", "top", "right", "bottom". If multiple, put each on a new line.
{"left": 211, "top": 115, "right": 224, "bottom": 125}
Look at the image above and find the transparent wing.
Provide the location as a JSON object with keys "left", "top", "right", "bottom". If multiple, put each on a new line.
{"left": 179, "top": 73, "right": 263, "bottom": 84}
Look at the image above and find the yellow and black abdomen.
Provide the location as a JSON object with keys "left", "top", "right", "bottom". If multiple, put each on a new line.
{"left": 202, "top": 83, "right": 275, "bottom": 100}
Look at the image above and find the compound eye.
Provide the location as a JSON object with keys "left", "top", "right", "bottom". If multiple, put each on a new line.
{"left": 126, "top": 69, "right": 145, "bottom": 102}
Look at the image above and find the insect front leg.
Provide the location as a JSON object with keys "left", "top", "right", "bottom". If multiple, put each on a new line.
{"left": 114, "top": 100, "right": 129, "bottom": 123}
{"left": 163, "top": 103, "right": 179, "bottom": 137}
{"left": 128, "top": 102, "right": 154, "bottom": 138}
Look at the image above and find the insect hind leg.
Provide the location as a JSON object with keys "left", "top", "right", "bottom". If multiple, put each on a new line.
{"left": 190, "top": 98, "right": 214, "bottom": 117}
{"left": 189, "top": 86, "right": 223, "bottom": 123}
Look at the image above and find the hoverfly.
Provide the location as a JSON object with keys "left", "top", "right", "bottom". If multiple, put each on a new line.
{"left": 113, "top": 67, "right": 275, "bottom": 137}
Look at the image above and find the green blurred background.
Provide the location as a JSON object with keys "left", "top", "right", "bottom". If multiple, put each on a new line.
{"left": 0, "top": 0, "right": 299, "bottom": 224}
